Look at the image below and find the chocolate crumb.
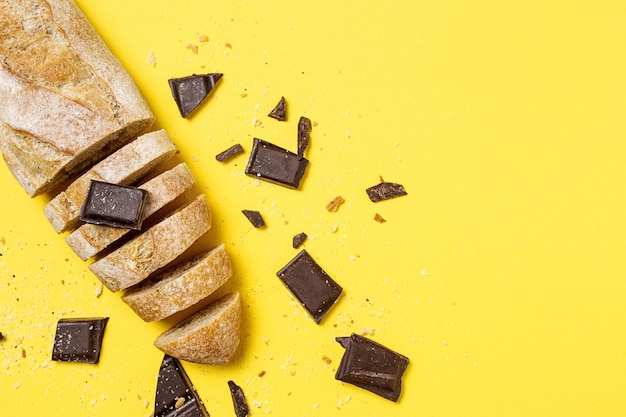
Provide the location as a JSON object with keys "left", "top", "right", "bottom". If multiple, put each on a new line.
{"left": 297, "top": 116, "right": 312, "bottom": 158}
{"left": 242, "top": 210, "right": 265, "bottom": 228}
{"left": 268, "top": 96, "right": 287, "bottom": 121}
{"left": 374, "top": 213, "right": 387, "bottom": 223}
{"left": 292, "top": 232, "right": 307, "bottom": 249}
{"left": 216, "top": 144, "right": 244, "bottom": 162}
{"left": 326, "top": 196, "right": 345, "bottom": 212}
{"left": 227, "top": 381, "right": 250, "bottom": 417}
{"left": 258, "top": 370, "right": 266, "bottom": 378}
{"left": 366, "top": 182, "right": 407, "bottom": 202}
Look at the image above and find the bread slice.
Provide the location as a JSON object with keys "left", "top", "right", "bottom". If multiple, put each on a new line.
{"left": 0, "top": 0, "right": 155, "bottom": 196}
{"left": 44, "top": 129, "right": 176, "bottom": 233}
{"left": 89, "top": 194, "right": 211, "bottom": 292}
{"left": 65, "top": 163, "right": 196, "bottom": 260}
{"left": 154, "top": 292, "right": 241, "bottom": 364}
{"left": 122, "top": 244, "right": 232, "bottom": 322}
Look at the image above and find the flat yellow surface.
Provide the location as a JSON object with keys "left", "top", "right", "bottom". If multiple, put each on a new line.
{"left": 3, "top": 1, "right": 626, "bottom": 416}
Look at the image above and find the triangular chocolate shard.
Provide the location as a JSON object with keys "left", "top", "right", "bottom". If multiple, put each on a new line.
{"left": 268, "top": 96, "right": 287, "bottom": 121}
{"left": 168, "top": 73, "right": 223, "bottom": 118}
{"left": 154, "top": 355, "right": 210, "bottom": 417}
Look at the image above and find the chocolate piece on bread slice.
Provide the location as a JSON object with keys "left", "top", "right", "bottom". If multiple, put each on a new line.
{"left": 44, "top": 129, "right": 176, "bottom": 233}
{"left": 0, "top": 0, "right": 155, "bottom": 197}
{"left": 154, "top": 292, "right": 241, "bottom": 364}
{"left": 122, "top": 244, "right": 233, "bottom": 322}
{"left": 66, "top": 163, "right": 196, "bottom": 261}
{"left": 89, "top": 194, "right": 211, "bottom": 292}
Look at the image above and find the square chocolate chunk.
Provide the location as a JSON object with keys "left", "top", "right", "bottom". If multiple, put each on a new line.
{"left": 276, "top": 250, "right": 342, "bottom": 323}
{"left": 245, "top": 138, "right": 309, "bottom": 189}
{"left": 80, "top": 180, "right": 148, "bottom": 230}
{"left": 51, "top": 318, "right": 109, "bottom": 364}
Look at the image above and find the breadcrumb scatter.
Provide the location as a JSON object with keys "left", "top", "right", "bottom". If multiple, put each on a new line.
{"left": 326, "top": 196, "right": 345, "bottom": 212}
{"left": 94, "top": 283, "right": 103, "bottom": 298}
{"left": 374, "top": 213, "right": 387, "bottom": 223}
{"left": 258, "top": 370, "right": 266, "bottom": 377}
{"left": 186, "top": 43, "right": 198, "bottom": 54}
{"left": 225, "top": 42, "right": 232, "bottom": 48}
{"left": 240, "top": 92, "right": 248, "bottom": 98}
{"left": 337, "top": 395, "right": 351, "bottom": 409}
{"left": 198, "top": 34, "right": 209, "bottom": 43}
{"left": 146, "top": 50, "right": 156, "bottom": 67}
{"left": 322, "top": 355, "right": 332, "bottom": 364}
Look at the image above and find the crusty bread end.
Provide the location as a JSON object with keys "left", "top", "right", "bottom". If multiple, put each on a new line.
{"left": 154, "top": 292, "right": 241, "bottom": 364}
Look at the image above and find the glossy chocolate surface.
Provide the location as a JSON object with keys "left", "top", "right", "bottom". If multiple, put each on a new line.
{"left": 276, "top": 250, "right": 342, "bottom": 323}
{"left": 154, "top": 355, "right": 210, "bottom": 417}
{"left": 227, "top": 380, "right": 250, "bottom": 417}
{"left": 268, "top": 96, "right": 287, "bottom": 121}
{"left": 80, "top": 180, "right": 148, "bottom": 230}
{"left": 51, "top": 317, "right": 108, "bottom": 364}
{"left": 215, "top": 143, "right": 244, "bottom": 162}
{"left": 168, "top": 73, "right": 223, "bottom": 118}
{"left": 242, "top": 210, "right": 265, "bottom": 228}
{"left": 245, "top": 138, "right": 308, "bottom": 189}
{"left": 365, "top": 182, "right": 408, "bottom": 202}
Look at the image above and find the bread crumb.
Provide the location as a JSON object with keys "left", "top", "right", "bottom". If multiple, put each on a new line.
{"left": 198, "top": 34, "right": 209, "bottom": 43}
{"left": 94, "top": 283, "right": 103, "bottom": 298}
{"left": 360, "top": 327, "right": 376, "bottom": 336}
{"left": 146, "top": 50, "right": 156, "bottom": 67}
{"left": 330, "top": 225, "right": 338, "bottom": 233}
{"left": 251, "top": 117, "right": 264, "bottom": 128}
{"left": 258, "top": 370, "right": 266, "bottom": 378}
{"left": 326, "top": 196, "right": 345, "bottom": 212}
{"left": 322, "top": 355, "right": 332, "bottom": 364}
{"left": 337, "top": 395, "right": 351, "bottom": 409}
{"left": 225, "top": 42, "right": 232, "bottom": 48}
{"left": 175, "top": 397, "right": 185, "bottom": 408}
{"left": 420, "top": 269, "right": 430, "bottom": 276}
{"left": 374, "top": 213, "right": 386, "bottom": 223}
{"left": 312, "top": 121, "right": 319, "bottom": 127}
{"left": 186, "top": 43, "right": 198, "bottom": 54}
{"left": 240, "top": 92, "right": 248, "bottom": 98}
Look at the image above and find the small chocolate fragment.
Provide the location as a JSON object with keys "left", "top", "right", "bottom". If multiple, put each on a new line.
{"left": 0, "top": 332, "right": 4, "bottom": 341}
{"left": 292, "top": 232, "right": 307, "bottom": 249}
{"left": 366, "top": 182, "right": 408, "bottom": 202}
{"left": 245, "top": 138, "right": 309, "bottom": 189}
{"left": 168, "top": 73, "right": 223, "bottom": 118}
{"left": 51, "top": 318, "right": 109, "bottom": 364}
{"left": 276, "top": 250, "right": 342, "bottom": 324}
{"left": 335, "top": 333, "right": 409, "bottom": 402}
{"left": 326, "top": 196, "right": 345, "bottom": 212}
{"left": 242, "top": 210, "right": 265, "bottom": 228}
{"left": 297, "top": 116, "right": 312, "bottom": 158}
{"left": 216, "top": 143, "right": 244, "bottom": 162}
{"left": 228, "top": 380, "right": 250, "bottom": 417}
{"left": 80, "top": 180, "right": 148, "bottom": 230}
{"left": 154, "top": 355, "right": 210, "bottom": 417}
{"left": 268, "top": 96, "right": 287, "bottom": 121}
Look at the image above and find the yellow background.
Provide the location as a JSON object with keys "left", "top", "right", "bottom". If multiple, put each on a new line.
{"left": 2, "top": 1, "right": 626, "bottom": 415}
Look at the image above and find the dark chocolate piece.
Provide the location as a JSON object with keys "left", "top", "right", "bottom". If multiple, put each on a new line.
{"left": 154, "top": 355, "right": 210, "bottom": 417}
{"left": 242, "top": 210, "right": 265, "bottom": 228}
{"left": 168, "top": 73, "right": 223, "bottom": 118}
{"left": 292, "top": 232, "right": 307, "bottom": 249}
{"left": 297, "top": 116, "right": 312, "bottom": 158}
{"left": 365, "top": 182, "right": 408, "bottom": 202}
{"left": 80, "top": 180, "right": 148, "bottom": 230}
{"left": 245, "top": 138, "right": 309, "bottom": 189}
{"left": 216, "top": 143, "right": 244, "bottom": 162}
{"left": 51, "top": 317, "right": 109, "bottom": 364}
{"left": 268, "top": 96, "right": 287, "bottom": 121}
{"left": 0, "top": 332, "right": 4, "bottom": 341}
{"left": 335, "top": 333, "right": 409, "bottom": 402}
{"left": 276, "top": 250, "right": 342, "bottom": 324}
{"left": 227, "top": 380, "right": 250, "bottom": 417}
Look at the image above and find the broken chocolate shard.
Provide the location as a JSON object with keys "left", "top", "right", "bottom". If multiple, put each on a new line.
{"left": 51, "top": 318, "right": 109, "bottom": 364}
{"left": 276, "top": 250, "right": 342, "bottom": 324}
{"left": 216, "top": 143, "right": 244, "bottom": 162}
{"left": 168, "top": 73, "right": 223, "bottom": 118}
{"left": 0, "top": 332, "right": 4, "bottom": 341}
{"left": 366, "top": 182, "right": 408, "bottom": 202}
{"left": 228, "top": 380, "right": 250, "bottom": 417}
{"left": 292, "top": 232, "right": 307, "bottom": 249}
{"left": 154, "top": 355, "right": 210, "bottom": 417}
{"left": 268, "top": 96, "right": 287, "bottom": 121}
{"left": 242, "top": 210, "right": 265, "bottom": 228}
{"left": 245, "top": 138, "right": 309, "bottom": 189}
{"left": 80, "top": 180, "right": 148, "bottom": 230}
{"left": 297, "top": 116, "right": 312, "bottom": 158}
{"left": 335, "top": 333, "right": 409, "bottom": 402}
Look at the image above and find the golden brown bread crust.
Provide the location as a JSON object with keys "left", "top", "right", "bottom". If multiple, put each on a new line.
{"left": 122, "top": 244, "right": 233, "bottom": 322}
{"left": 89, "top": 194, "right": 212, "bottom": 292}
{"left": 0, "top": 0, "right": 155, "bottom": 196}
{"left": 154, "top": 292, "right": 241, "bottom": 364}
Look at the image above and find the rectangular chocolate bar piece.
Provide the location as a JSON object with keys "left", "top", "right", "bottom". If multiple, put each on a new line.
{"left": 51, "top": 318, "right": 109, "bottom": 364}
{"left": 335, "top": 333, "right": 409, "bottom": 402}
{"left": 245, "top": 138, "right": 308, "bottom": 189}
{"left": 80, "top": 180, "right": 148, "bottom": 230}
{"left": 276, "top": 250, "right": 342, "bottom": 323}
